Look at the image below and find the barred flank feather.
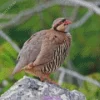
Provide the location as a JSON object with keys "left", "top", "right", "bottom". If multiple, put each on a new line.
{"left": 42, "top": 41, "right": 68, "bottom": 73}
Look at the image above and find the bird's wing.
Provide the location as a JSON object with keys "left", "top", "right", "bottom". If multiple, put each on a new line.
{"left": 13, "top": 30, "right": 47, "bottom": 74}
{"left": 33, "top": 32, "right": 62, "bottom": 66}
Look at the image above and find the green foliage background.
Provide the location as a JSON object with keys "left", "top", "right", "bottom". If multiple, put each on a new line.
{"left": 0, "top": 0, "right": 100, "bottom": 100}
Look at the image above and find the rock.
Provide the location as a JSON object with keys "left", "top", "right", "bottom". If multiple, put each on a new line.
{"left": 0, "top": 76, "right": 86, "bottom": 100}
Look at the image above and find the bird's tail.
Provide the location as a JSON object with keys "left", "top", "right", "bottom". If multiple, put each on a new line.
{"left": 12, "top": 63, "right": 23, "bottom": 75}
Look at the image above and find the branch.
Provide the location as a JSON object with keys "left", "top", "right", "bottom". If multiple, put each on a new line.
{"left": 0, "top": 1, "right": 56, "bottom": 29}
{"left": 58, "top": 70, "right": 65, "bottom": 85}
{"left": 0, "top": 0, "right": 26, "bottom": 12}
{"left": 58, "top": 67, "right": 100, "bottom": 87}
{"left": 0, "top": 0, "right": 100, "bottom": 29}
{"left": 0, "top": 30, "right": 20, "bottom": 52}
{"left": 0, "top": 13, "right": 16, "bottom": 19}
{"left": 70, "top": 10, "right": 94, "bottom": 29}
{"left": 70, "top": 6, "right": 80, "bottom": 21}
{"left": 68, "top": 0, "right": 100, "bottom": 14}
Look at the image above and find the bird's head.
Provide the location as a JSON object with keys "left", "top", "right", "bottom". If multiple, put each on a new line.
{"left": 52, "top": 18, "right": 72, "bottom": 33}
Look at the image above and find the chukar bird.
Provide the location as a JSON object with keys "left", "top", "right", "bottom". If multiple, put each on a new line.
{"left": 13, "top": 18, "right": 72, "bottom": 84}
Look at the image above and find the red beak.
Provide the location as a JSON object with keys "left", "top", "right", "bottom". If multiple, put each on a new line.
{"left": 64, "top": 20, "right": 72, "bottom": 25}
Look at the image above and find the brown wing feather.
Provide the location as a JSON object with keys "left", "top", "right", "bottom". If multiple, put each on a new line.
{"left": 13, "top": 30, "right": 47, "bottom": 74}
{"left": 33, "top": 30, "right": 66, "bottom": 66}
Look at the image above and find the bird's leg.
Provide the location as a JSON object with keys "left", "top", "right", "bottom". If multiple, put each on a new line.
{"left": 39, "top": 76, "right": 45, "bottom": 82}
{"left": 43, "top": 74, "right": 58, "bottom": 85}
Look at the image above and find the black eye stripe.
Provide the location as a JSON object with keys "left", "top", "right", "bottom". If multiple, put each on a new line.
{"left": 61, "top": 19, "right": 66, "bottom": 22}
{"left": 56, "top": 19, "right": 66, "bottom": 26}
{"left": 54, "top": 18, "right": 66, "bottom": 30}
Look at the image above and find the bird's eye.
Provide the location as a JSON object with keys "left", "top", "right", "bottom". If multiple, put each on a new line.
{"left": 61, "top": 19, "right": 66, "bottom": 22}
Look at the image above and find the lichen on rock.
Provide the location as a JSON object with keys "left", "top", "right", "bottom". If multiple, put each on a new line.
{"left": 0, "top": 76, "right": 86, "bottom": 100}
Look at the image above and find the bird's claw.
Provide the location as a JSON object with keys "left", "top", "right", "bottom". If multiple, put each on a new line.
{"left": 40, "top": 76, "right": 58, "bottom": 85}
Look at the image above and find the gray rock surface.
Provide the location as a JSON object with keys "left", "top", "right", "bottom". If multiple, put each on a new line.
{"left": 0, "top": 76, "right": 86, "bottom": 100}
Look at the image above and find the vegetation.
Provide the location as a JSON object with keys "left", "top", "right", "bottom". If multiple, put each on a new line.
{"left": 0, "top": 0, "right": 100, "bottom": 99}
